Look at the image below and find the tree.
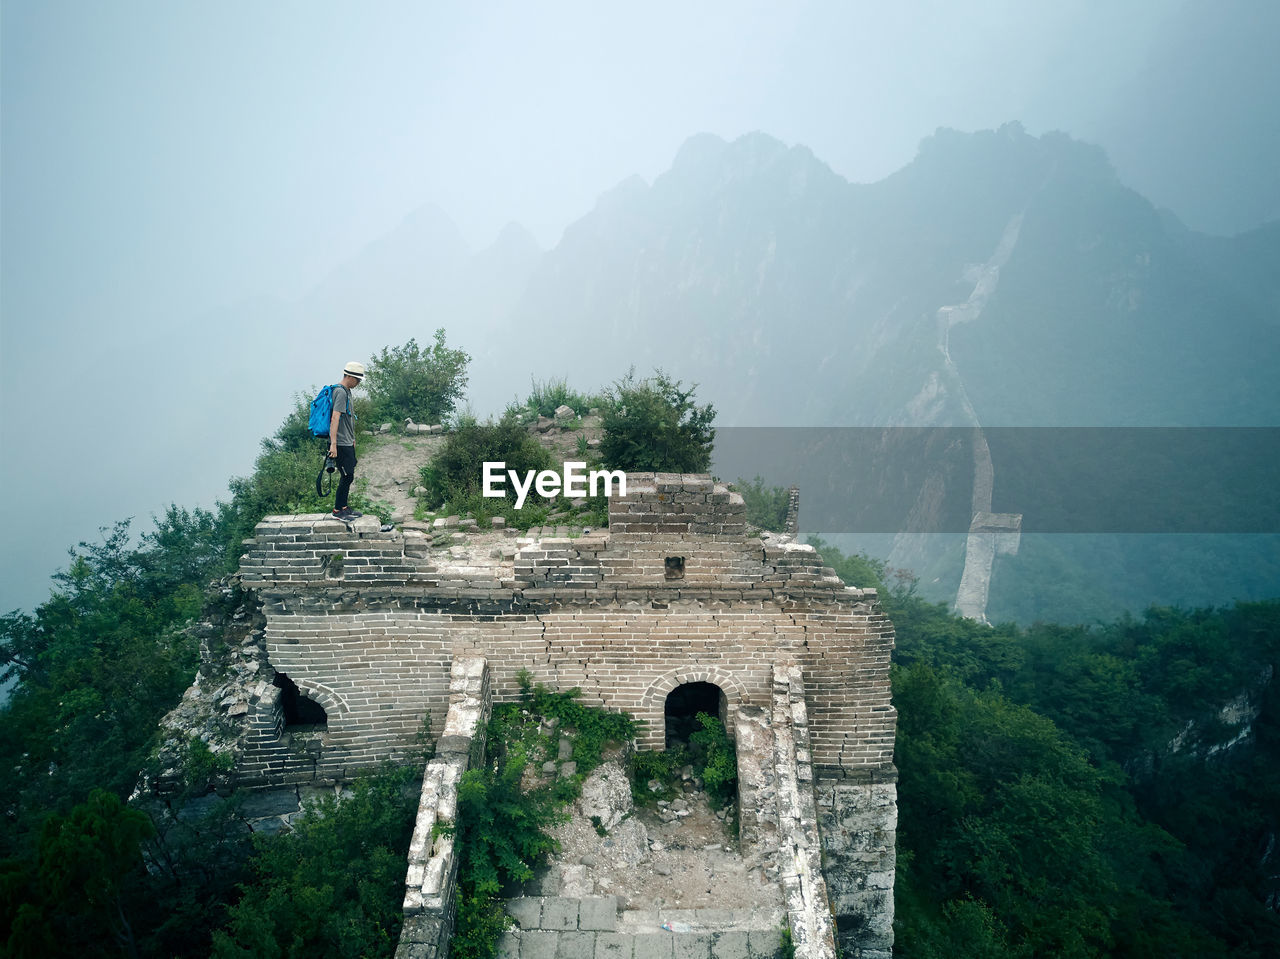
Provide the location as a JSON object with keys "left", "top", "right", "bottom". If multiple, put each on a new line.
{"left": 598, "top": 370, "right": 715, "bottom": 473}
{"left": 211, "top": 768, "right": 418, "bottom": 959}
{"left": 365, "top": 330, "right": 471, "bottom": 425}
{"left": 2, "top": 790, "right": 154, "bottom": 959}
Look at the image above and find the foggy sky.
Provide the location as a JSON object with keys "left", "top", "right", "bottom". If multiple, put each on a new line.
{"left": 3, "top": 0, "right": 1278, "bottom": 613}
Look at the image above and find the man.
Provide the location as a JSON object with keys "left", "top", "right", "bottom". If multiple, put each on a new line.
{"left": 329, "top": 362, "right": 365, "bottom": 520}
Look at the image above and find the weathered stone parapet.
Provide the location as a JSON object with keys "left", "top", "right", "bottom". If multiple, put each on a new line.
{"left": 397, "top": 656, "right": 491, "bottom": 959}
{"left": 814, "top": 775, "right": 897, "bottom": 959}
{"left": 771, "top": 663, "right": 838, "bottom": 959}
{"left": 734, "top": 705, "right": 779, "bottom": 856}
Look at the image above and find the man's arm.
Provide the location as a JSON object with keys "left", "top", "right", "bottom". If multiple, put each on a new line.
{"left": 329, "top": 404, "right": 341, "bottom": 457}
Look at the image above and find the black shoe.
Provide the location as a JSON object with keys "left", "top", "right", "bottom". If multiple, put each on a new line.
{"left": 336, "top": 507, "right": 363, "bottom": 520}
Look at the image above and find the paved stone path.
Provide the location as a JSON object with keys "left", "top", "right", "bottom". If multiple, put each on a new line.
{"left": 499, "top": 897, "right": 782, "bottom": 959}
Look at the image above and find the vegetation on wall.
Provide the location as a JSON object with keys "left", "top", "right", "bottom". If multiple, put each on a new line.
{"left": 598, "top": 369, "right": 715, "bottom": 473}
{"left": 211, "top": 766, "right": 420, "bottom": 959}
{"left": 418, "top": 415, "right": 554, "bottom": 515}
{"left": 505, "top": 377, "right": 603, "bottom": 424}
{"left": 733, "top": 476, "right": 791, "bottom": 532}
{"left": 450, "top": 676, "right": 637, "bottom": 959}
{"left": 365, "top": 329, "right": 471, "bottom": 426}
{"left": 2, "top": 358, "right": 1278, "bottom": 957}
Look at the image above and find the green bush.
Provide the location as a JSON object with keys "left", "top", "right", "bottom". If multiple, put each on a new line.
{"left": 365, "top": 330, "right": 470, "bottom": 426}
{"left": 689, "top": 712, "right": 738, "bottom": 809}
{"left": 598, "top": 369, "right": 715, "bottom": 473}
{"left": 450, "top": 681, "right": 636, "bottom": 959}
{"left": 211, "top": 765, "right": 419, "bottom": 958}
{"left": 419, "top": 417, "right": 554, "bottom": 512}
{"left": 735, "top": 476, "right": 791, "bottom": 532}
{"left": 523, "top": 377, "right": 600, "bottom": 419}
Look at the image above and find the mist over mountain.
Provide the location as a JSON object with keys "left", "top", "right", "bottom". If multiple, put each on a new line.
{"left": 444, "top": 124, "right": 1278, "bottom": 622}
{"left": 14, "top": 123, "right": 1278, "bottom": 622}
{"left": 468, "top": 124, "right": 1279, "bottom": 431}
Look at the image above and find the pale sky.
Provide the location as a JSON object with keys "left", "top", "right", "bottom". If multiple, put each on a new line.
{"left": 3, "top": 0, "right": 1277, "bottom": 612}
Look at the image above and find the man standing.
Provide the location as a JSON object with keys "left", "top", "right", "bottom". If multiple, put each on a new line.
{"left": 329, "top": 362, "right": 365, "bottom": 520}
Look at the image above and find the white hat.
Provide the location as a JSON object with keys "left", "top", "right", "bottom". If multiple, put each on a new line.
{"left": 343, "top": 362, "right": 366, "bottom": 380}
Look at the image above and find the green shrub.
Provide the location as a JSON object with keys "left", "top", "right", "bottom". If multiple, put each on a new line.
{"left": 365, "top": 330, "right": 470, "bottom": 426}
{"left": 450, "top": 681, "right": 636, "bottom": 959}
{"left": 211, "top": 765, "right": 419, "bottom": 958}
{"left": 598, "top": 369, "right": 715, "bottom": 473}
{"left": 419, "top": 417, "right": 554, "bottom": 513}
{"left": 735, "top": 476, "right": 791, "bottom": 532}
{"left": 525, "top": 378, "right": 593, "bottom": 418}
{"left": 690, "top": 713, "right": 738, "bottom": 809}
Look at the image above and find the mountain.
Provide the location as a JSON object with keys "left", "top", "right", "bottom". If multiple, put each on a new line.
{"left": 255, "top": 125, "right": 1278, "bottom": 623}
{"left": 494, "top": 125, "right": 1280, "bottom": 429}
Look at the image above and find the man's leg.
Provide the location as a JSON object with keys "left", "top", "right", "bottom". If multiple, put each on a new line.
{"left": 335, "top": 446, "right": 357, "bottom": 511}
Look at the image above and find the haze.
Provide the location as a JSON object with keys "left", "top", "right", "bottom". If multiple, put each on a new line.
{"left": 3, "top": 0, "right": 1278, "bottom": 614}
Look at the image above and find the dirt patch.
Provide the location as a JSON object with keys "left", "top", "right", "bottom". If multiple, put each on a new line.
{"left": 355, "top": 434, "right": 447, "bottom": 521}
{"left": 532, "top": 783, "right": 780, "bottom": 915}
{"left": 355, "top": 416, "right": 604, "bottom": 522}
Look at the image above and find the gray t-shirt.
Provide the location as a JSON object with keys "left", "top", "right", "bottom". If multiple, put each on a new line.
{"left": 331, "top": 384, "right": 355, "bottom": 447}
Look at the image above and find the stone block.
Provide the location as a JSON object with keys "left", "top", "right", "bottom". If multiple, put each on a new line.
{"left": 631, "top": 933, "right": 674, "bottom": 959}
{"left": 595, "top": 932, "right": 634, "bottom": 959}
{"left": 556, "top": 932, "right": 597, "bottom": 959}
{"left": 578, "top": 896, "right": 618, "bottom": 931}
{"left": 498, "top": 930, "right": 522, "bottom": 959}
{"left": 542, "top": 898, "right": 580, "bottom": 931}
{"left": 506, "top": 896, "right": 544, "bottom": 929}
{"left": 521, "top": 931, "right": 560, "bottom": 959}
{"left": 745, "top": 929, "right": 781, "bottom": 959}
{"left": 707, "top": 932, "right": 750, "bottom": 959}
{"left": 238, "top": 787, "right": 300, "bottom": 819}
{"left": 672, "top": 934, "right": 711, "bottom": 959}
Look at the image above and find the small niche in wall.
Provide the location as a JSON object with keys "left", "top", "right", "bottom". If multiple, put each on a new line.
{"left": 273, "top": 672, "right": 328, "bottom": 729}
{"left": 664, "top": 556, "right": 685, "bottom": 580}
{"left": 322, "top": 552, "right": 344, "bottom": 580}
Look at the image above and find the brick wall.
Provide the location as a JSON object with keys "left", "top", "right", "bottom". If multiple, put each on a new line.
{"left": 235, "top": 474, "right": 895, "bottom": 785}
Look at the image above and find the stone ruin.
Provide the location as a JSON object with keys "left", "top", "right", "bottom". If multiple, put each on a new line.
{"left": 156, "top": 473, "right": 897, "bottom": 959}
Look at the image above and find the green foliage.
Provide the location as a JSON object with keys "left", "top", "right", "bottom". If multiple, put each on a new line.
{"left": 886, "top": 581, "right": 1280, "bottom": 958}
{"left": 0, "top": 522, "right": 207, "bottom": 847}
{"left": 181, "top": 736, "right": 236, "bottom": 790}
{"left": 2, "top": 789, "right": 155, "bottom": 958}
{"left": 776, "top": 923, "right": 795, "bottom": 959}
{"left": 365, "top": 330, "right": 471, "bottom": 426}
{"left": 417, "top": 416, "right": 570, "bottom": 530}
{"left": 625, "top": 715, "right": 737, "bottom": 816}
{"left": 508, "top": 377, "right": 601, "bottom": 421}
{"left": 735, "top": 476, "right": 791, "bottom": 532}
{"left": 598, "top": 369, "right": 715, "bottom": 472}
{"left": 627, "top": 748, "right": 686, "bottom": 805}
{"left": 893, "top": 662, "right": 1114, "bottom": 958}
{"left": 451, "top": 683, "right": 637, "bottom": 959}
{"left": 689, "top": 713, "right": 738, "bottom": 809}
{"left": 211, "top": 765, "right": 418, "bottom": 959}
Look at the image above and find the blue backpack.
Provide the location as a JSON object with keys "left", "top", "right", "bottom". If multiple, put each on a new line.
{"left": 308, "top": 384, "right": 354, "bottom": 438}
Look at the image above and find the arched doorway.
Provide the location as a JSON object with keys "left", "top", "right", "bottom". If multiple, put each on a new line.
{"left": 663, "top": 681, "right": 726, "bottom": 748}
{"left": 273, "top": 672, "right": 328, "bottom": 729}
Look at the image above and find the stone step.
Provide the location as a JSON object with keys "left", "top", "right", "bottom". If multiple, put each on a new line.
{"left": 500, "top": 898, "right": 782, "bottom": 959}
{"left": 497, "top": 926, "right": 782, "bottom": 959}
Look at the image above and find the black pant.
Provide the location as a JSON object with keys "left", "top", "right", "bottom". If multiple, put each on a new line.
{"left": 335, "top": 446, "right": 357, "bottom": 509}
